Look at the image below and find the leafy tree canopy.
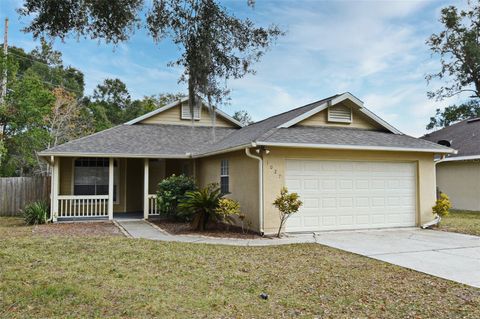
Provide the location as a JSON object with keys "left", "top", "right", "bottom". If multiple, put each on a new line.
{"left": 425, "top": 1, "right": 480, "bottom": 130}
{"left": 233, "top": 110, "right": 254, "bottom": 126}
{"left": 426, "top": 1, "right": 480, "bottom": 100}
{"left": 18, "top": 0, "right": 283, "bottom": 111}
{"left": 426, "top": 100, "right": 480, "bottom": 130}
{"left": 86, "top": 77, "right": 185, "bottom": 129}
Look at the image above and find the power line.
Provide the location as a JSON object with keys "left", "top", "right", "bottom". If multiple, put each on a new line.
{"left": 8, "top": 51, "right": 64, "bottom": 68}
{"left": 13, "top": 72, "right": 84, "bottom": 95}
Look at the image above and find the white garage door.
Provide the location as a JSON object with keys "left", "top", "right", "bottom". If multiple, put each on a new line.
{"left": 285, "top": 160, "right": 417, "bottom": 232}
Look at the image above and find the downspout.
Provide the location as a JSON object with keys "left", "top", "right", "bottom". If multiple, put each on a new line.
{"left": 421, "top": 152, "right": 444, "bottom": 229}
{"left": 245, "top": 146, "right": 264, "bottom": 236}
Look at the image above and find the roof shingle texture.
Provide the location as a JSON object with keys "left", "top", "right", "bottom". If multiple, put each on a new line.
{"left": 40, "top": 124, "right": 237, "bottom": 156}
{"left": 263, "top": 127, "right": 452, "bottom": 151}
{"left": 422, "top": 118, "right": 480, "bottom": 157}
{"left": 200, "top": 95, "right": 339, "bottom": 154}
{"left": 39, "top": 93, "right": 452, "bottom": 157}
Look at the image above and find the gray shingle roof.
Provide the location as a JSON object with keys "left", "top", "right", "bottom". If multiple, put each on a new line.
{"left": 39, "top": 124, "right": 237, "bottom": 157}
{"left": 39, "top": 93, "right": 454, "bottom": 157}
{"left": 261, "top": 126, "right": 453, "bottom": 152}
{"left": 199, "top": 95, "right": 339, "bottom": 154}
{"left": 422, "top": 118, "right": 480, "bottom": 157}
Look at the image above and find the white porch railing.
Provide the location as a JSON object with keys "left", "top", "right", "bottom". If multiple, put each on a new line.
{"left": 57, "top": 195, "right": 109, "bottom": 218}
{"left": 148, "top": 194, "right": 159, "bottom": 216}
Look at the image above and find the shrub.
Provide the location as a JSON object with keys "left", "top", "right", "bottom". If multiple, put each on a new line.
{"left": 273, "top": 187, "right": 303, "bottom": 238}
{"left": 433, "top": 193, "right": 451, "bottom": 217}
{"left": 216, "top": 198, "right": 241, "bottom": 225}
{"left": 157, "top": 174, "right": 196, "bottom": 220}
{"left": 23, "top": 201, "right": 49, "bottom": 225}
{"left": 178, "top": 184, "right": 224, "bottom": 231}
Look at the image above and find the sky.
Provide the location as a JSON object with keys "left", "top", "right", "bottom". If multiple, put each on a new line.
{"left": 0, "top": 0, "right": 469, "bottom": 137}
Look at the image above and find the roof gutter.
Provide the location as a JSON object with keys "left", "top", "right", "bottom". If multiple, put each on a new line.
{"left": 435, "top": 154, "right": 480, "bottom": 163}
{"left": 192, "top": 144, "right": 251, "bottom": 158}
{"left": 36, "top": 152, "right": 191, "bottom": 159}
{"left": 245, "top": 144, "right": 264, "bottom": 236}
{"left": 254, "top": 141, "right": 456, "bottom": 154}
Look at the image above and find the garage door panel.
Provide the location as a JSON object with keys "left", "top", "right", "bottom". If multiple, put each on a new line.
{"left": 285, "top": 160, "right": 417, "bottom": 232}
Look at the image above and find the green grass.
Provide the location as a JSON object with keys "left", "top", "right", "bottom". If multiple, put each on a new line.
{"left": 440, "top": 210, "right": 480, "bottom": 237}
{"left": 1, "top": 217, "right": 479, "bottom": 318}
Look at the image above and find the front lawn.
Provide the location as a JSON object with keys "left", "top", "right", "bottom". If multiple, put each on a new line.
{"left": 1, "top": 217, "right": 479, "bottom": 318}
{"left": 439, "top": 210, "right": 480, "bottom": 237}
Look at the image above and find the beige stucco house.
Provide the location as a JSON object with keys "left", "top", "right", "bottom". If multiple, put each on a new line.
{"left": 39, "top": 92, "right": 454, "bottom": 235}
{"left": 422, "top": 118, "right": 480, "bottom": 211}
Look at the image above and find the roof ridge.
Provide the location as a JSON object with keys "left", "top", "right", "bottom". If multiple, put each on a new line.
{"left": 249, "top": 94, "right": 339, "bottom": 127}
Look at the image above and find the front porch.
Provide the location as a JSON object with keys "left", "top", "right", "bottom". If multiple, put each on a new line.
{"left": 50, "top": 156, "right": 194, "bottom": 221}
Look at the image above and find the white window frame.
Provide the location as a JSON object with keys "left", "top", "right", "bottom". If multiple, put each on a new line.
{"left": 220, "top": 159, "right": 229, "bottom": 194}
{"left": 181, "top": 102, "right": 201, "bottom": 120}
{"left": 73, "top": 158, "right": 119, "bottom": 204}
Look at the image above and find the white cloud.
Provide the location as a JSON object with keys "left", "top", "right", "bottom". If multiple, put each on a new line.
{"left": 226, "top": 0, "right": 460, "bottom": 136}
{"left": 5, "top": 0, "right": 462, "bottom": 136}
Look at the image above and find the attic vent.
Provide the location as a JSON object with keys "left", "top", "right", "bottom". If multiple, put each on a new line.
{"left": 181, "top": 102, "right": 201, "bottom": 120}
{"left": 437, "top": 140, "right": 451, "bottom": 147}
{"left": 327, "top": 105, "right": 352, "bottom": 123}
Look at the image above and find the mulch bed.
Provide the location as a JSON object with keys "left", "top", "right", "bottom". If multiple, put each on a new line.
{"left": 31, "top": 221, "right": 124, "bottom": 237}
{"left": 151, "top": 219, "right": 262, "bottom": 239}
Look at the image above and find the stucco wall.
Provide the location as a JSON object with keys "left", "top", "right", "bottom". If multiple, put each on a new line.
{"left": 296, "top": 104, "right": 384, "bottom": 130}
{"left": 261, "top": 147, "right": 437, "bottom": 235}
{"left": 436, "top": 161, "right": 480, "bottom": 211}
{"left": 196, "top": 150, "right": 260, "bottom": 231}
{"left": 139, "top": 103, "right": 236, "bottom": 127}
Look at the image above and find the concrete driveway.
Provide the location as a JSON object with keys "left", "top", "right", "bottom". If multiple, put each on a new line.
{"left": 314, "top": 228, "right": 480, "bottom": 288}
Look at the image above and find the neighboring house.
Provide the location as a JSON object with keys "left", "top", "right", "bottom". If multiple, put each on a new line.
{"left": 422, "top": 118, "right": 480, "bottom": 211}
{"left": 39, "top": 92, "right": 454, "bottom": 234}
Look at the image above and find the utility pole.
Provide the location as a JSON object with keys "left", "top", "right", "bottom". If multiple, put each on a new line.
{"left": 1, "top": 18, "right": 8, "bottom": 104}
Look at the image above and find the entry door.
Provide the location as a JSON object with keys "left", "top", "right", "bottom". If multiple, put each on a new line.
{"left": 284, "top": 160, "right": 417, "bottom": 232}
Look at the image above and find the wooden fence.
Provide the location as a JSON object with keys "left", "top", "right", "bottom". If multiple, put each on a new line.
{"left": 0, "top": 177, "right": 51, "bottom": 216}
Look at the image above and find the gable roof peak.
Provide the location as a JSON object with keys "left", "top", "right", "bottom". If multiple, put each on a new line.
{"left": 275, "top": 92, "right": 402, "bottom": 134}
{"left": 124, "top": 95, "right": 243, "bottom": 127}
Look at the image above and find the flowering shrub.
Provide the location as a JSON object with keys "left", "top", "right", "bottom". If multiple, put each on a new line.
{"left": 216, "top": 198, "right": 241, "bottom": 224}
{"left": 432, "top": 193, "right": 451, "bottom": 217}
{"left": 273, "top": 187, "right": 303, "bottom": 237}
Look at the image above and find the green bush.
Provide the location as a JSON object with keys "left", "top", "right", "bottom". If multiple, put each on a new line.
{"left": 433, "top": 193, "right": 451, "bottom": 217}
{"left": 157, "top": 174, "right": 196, "bottom": 219}
{"left": 178, "top": 184, "right": 224, "bottom": 231}
{"left": 23, "top": 201, "right": 49, "bottom": 225}
{"left": 216, "top": 198, "right": 241, "bottom": 225}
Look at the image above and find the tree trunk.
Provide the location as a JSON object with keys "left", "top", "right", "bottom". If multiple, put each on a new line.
{"left": 191, "top": 211, "right": 209, "bottom": 231}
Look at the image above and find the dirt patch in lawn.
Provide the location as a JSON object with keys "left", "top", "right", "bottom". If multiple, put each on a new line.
{"left": 151, "top": 219, "right": 262, "bottom": 239}
{"left": 31, "top": 221, "right": 124, "bottom": 237}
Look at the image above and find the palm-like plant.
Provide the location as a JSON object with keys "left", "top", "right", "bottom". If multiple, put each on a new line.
{"left": 178, "top": 184, "right": 223, "bottom": 231}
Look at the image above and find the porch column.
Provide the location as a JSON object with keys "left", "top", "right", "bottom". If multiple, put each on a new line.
{"left": 144, "top": 158, "right": 149, "bottom": 219}
{"left": 51, "top": 156, "right": 59, "bottom": 222}
{"left": 108, "top": 157, "right": 114, "bottom": 220}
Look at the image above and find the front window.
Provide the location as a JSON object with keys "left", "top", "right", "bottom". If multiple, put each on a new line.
{"left": 220, "top": 159, "right": 229, "bottom": 194}
{"left": 74, "top": 158, "right": 119, "bottom": 202}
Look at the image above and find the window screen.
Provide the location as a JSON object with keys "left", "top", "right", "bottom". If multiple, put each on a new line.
{"left": 220, "top": 159, "right": 229, "bottom": 194}
{"left": 74, "top": 158, "right": 118, "bottom": 202}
